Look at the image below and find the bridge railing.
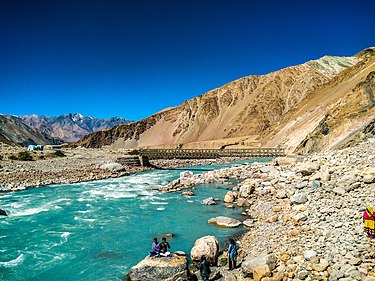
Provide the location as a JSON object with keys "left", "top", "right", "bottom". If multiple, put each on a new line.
{"left": 136, "top": 148, "right": 285, "bottom": 159}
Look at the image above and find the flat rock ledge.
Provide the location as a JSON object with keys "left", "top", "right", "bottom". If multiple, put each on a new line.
{"left": 208, "top": 216, "right": 242, "bottom": 228}
{"left": 126, "top": 253, "right": 187, "bottom": 281}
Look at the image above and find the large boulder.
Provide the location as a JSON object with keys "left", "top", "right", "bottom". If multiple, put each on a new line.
{"left": 239, "top": 180, "right": 257, "bottom": 198}
{"left": 223, "top": 191, "right": 236, "bottom": 203}
{"left": 126, "top": 254, "right": 187, "bottom": 281}
{"left": 296, "top": 162, "right": 320, "bottom": 176}
{"left": 241, "top": 253, "right": 278, "bottom": 277}
{"left": 275, "top": 157, "right": 298, "bottom": 166}
{"left": 362, "top": 167, "right": 375, "bottom": 183}
{"left": 208, "top": 216, "right": 242, "bottom": 228}
{"left": 99, "top": 163, "right": 124, "bottom": 172}
{"left": 190, "top": 236, "right": 219, "bottom": 265}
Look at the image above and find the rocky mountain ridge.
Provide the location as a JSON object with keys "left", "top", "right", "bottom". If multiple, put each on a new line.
{"left": 0, "top": 115, "right": 62, "bottom": 147}
{"left": 78, "top": 47, "right": 375, "bottom": 153}
{"left": 17, "top": 113, "right": 131, "bottom": 143}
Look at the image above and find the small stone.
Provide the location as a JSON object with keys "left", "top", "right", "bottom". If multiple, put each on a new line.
{"left": 290, "top": 193, "right": 308, "bottom": 204}
{"left": 236, "top": 197, "right": 249, "bottom": 207}
{"left": 280, "top": 254, "right": 290, "bottom": 262}
{"left": 333, "top": 187, "right": 346, "bottom": 195}
{"left": 267, "top": 215, "right": 278, "bottom": 223}
{"left": 253, "top": 265, "right": 271, "bottom": 281}
{"left": 304, "top": 250, "right": 317, "bottom": 261}
{"left": 276, "top": 190, "right": 287, "bottom": 199}
{"left": 289, "top": 228, "right": 300, "bottom": 236}
{"left": 297, "top": 270, "right": 309, "bottom": 280}
{"left": 242, "top": 219, "right": 254, "bottom": 227}
{"left": 349, "top": 257, "right": 361, "bottom": 265}
{"left": 201, "top": 197, "right": 216, "bottom": 205}
{"left": 181, "top": 190, "right": 194, "bottom": 196}
{"left": 296, "top": 181, "right": 308, "bottom": 189}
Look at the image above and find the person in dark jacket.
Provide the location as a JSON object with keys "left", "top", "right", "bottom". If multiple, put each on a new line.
{"left": 199, "top": 255, "right": 211, "bottom": 281}
{"left": 159, "top": 237, "right": 171, "bottom": 257}
{"left": 227, "top": 238, "right": 238, "bottom": 270}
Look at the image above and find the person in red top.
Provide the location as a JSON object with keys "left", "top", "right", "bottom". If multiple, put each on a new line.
{"left": 363, "top": 206, "right": 375, "bottom": 239}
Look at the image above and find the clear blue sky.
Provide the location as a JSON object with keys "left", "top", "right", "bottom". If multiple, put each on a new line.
{"left": 1, "top": 0, "right": 374, "bottom": 120}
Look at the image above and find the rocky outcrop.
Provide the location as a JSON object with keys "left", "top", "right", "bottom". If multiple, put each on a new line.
{"left": 157, "top": 138, "right": 375, "bottom": 280}
{"left": 266, "top": 49, "right": 375, "bottom": 153}
{"left": 77, "top": 50, "right": 371, "bottom": 151}
{"left": 190, "top": 236, "right": 219, "bottom": 265}
{"left": 126, "top": 254, "right": 187, "bottom": 281}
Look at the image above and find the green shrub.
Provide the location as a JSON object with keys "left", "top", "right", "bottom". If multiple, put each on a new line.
{"left": 54, "top": 150, "right": 66, "bottom": 157}
{"left": 9, "top": 154, "right": 17, "bottom": 160}
{"left": 17, "top": 151, "right": 33, "bottom": 161}
{"left": 34, "top": 154, "right": 45, "bottom": 160}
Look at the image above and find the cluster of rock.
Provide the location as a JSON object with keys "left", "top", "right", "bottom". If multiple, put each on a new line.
{"left": 151, "top": 139, "right": 375, "bottom": 280}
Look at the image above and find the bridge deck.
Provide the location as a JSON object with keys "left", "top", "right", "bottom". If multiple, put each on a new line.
{"left": 137, "top": 148, "right": 285, "bottom": 159}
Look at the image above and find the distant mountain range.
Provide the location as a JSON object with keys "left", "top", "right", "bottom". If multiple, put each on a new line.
{"left": 0, "top": 115, "right": 62, "bottom": 147}
{"left": 0, "top": 113, "right": 131, "bottom": 146}
{"left": 78, "top": 47, "right": 375, "bottom": 154}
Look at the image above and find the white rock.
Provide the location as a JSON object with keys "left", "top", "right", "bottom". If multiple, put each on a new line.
{"left": 290, "top": 193, "right": 308, "bottom": 204}
{"left": 99, "top": 163, "right": 124, "bottom": 172}
{"left": 304, "top": 250, "right": 317, "bottom": 261}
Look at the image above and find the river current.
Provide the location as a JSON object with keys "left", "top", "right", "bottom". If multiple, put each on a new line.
{"left": 0, "top": 158, "right": 269, "bottom": 281}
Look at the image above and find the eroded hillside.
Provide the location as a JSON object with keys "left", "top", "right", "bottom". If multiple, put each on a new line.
{"left": 77, "top": 48, "right": 374, "bottom": 153}
{"left": 264, "top": 48, "right": 375, "bottom": 153}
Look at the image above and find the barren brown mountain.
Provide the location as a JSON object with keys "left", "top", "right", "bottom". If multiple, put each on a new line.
{"left": 77, "top": 48, "right": 375, "bottom": 153}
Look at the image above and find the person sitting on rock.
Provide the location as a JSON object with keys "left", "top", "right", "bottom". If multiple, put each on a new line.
{"left": 159, "top": 237, "right": 171, "bottom": 257}
{"left": 363, "top": 206, "right": 375, "bottom": 239}
{"left": 148, "top": 238, "right": 160, "bottom": 257}
{"left": 227, "top": 238, "right": 238, "bottom": 270}
{"left": 199, "top": 255, "right": 211, "bottom": 281}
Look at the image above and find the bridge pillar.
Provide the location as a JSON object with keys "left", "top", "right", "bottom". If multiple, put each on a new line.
{"left": 139, "top": 155, "right": 150, "bottom": 166}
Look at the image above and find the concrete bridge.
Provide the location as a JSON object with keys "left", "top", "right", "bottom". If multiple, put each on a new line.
{"left": 136, "top": 148, "right": 285, "bottom": 160}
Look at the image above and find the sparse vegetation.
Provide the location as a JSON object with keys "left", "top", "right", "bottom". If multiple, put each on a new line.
{"left": 54, "top": 150, "right": 66, "bottom": 157}
{"left": 8, "top": 154, "right": 18, "bottom": 160}
{"left": 34, "top": 154, "right": 45, "bottom": 160}
{"left": 17, "top": 151, "right": 33, "bottom": 161}
{"left": 0, "top": 155, "right": 3, "bottom": 160}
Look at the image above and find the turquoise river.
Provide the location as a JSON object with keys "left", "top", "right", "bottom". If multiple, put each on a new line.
{"left": 0, "top": 158, "right": 269, "bottom": 281}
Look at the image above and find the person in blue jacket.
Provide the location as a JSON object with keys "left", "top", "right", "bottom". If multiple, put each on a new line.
{"left": 227, "top": 238, "right": 238, "bottom": 270}
{"left": 199, "top": 255, "right": 211, "bottom": 281}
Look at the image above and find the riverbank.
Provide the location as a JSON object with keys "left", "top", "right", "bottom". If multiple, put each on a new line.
{"left": 0, "top": 147, "right": 146, "bottom": 192}
{"left": 146, "top": 139, "right": 375, "bottom": 280}
{"left": 0, "top": 146, "right": 248, "bottom": 192}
